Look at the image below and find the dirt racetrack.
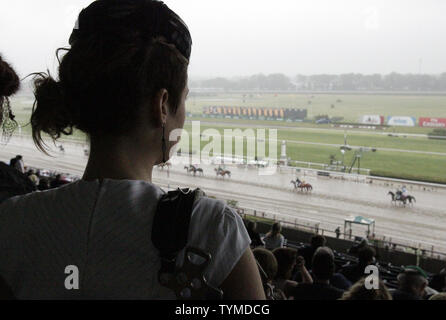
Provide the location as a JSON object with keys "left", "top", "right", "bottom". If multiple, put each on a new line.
{"left": 1, "top": 136, "right": 445, "bottom": 255}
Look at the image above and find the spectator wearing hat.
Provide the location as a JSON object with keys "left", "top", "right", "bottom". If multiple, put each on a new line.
{"left": 392, "top": 268, "right": 428, "bottom": 300}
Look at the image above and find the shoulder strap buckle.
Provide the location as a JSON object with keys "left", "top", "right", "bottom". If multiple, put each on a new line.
{"left": 152, "top": 187, "right": 223, "bottom": 300}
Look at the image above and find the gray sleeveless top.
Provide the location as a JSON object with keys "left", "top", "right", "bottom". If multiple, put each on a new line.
{"left": 0, "top": 179, "right": 250, "bottom": 299}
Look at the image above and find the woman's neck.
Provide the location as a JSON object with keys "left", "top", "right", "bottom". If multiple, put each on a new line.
{"left": 82, "top": 134, "right": 159, "bottom": 182}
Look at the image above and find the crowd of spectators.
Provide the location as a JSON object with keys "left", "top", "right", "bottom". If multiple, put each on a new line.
{"left": 246, "top": 225, "right": 446, "bottom": 300}
{"left": 0, "top": 154, "right": 75, "bottom": 200}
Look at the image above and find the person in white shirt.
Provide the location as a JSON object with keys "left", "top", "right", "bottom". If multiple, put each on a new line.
{"left": 263, "top": 222, "right": 286, "bottom": 251}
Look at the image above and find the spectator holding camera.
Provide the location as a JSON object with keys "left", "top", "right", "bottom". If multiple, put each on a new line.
{"left": 272, "top": 248, "right": 312, "bottom": 298}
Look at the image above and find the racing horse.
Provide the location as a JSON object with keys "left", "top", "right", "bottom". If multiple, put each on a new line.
{"left": 184, "top": 165, "right": 194, "bottom": 175}
{"left": 184, "top": 165, "right": 204, "bottom": 176}
{"left": 215, "top": 167, "right": 231, "bottom": 178}
{"left": 388, "top": 191, "right": 416, "bottom": 206}
{"left": 157, "top": 162, "right": 171, "bottom": 170}
{"left": 290, "top": 180, "right": 313, "bottom": 192}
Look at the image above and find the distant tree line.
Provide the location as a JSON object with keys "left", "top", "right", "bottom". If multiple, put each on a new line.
{"left": 190, "top": 73, "right": 446, "bottom": 92}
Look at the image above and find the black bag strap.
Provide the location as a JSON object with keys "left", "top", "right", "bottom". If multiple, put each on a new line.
{"left": 151, "top": 187, "right": 223, "bottom": 300}
{"left": 151, "top": 187, "right": 198, "bottom": 274}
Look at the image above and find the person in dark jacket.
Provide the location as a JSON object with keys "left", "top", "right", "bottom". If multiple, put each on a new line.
{"left": 50, "top": 174, "right": 69, "bottom": 189}
{"left": 340, "top": 246, "right": 376, "bottom": 284}
{"left": 245, "top": 220, "right": 264, "bottom": 248}
{"left": 298, "top": 234, "right": 326, "bottom": 270}
{"left": 429, "top": 269, "right": 446, "bottom": 293}
{"left": 37, "top": 178, "right": 50, "bottom": 191}
{"left": 0, "top": 162, "right": 36, "bottom": 203}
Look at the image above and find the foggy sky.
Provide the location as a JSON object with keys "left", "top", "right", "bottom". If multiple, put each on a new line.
{"left": 1, "top": 0, "right": 445, "bottom": 80}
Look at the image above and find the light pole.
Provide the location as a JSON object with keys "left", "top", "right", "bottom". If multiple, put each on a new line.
{"left": 340, "top": 149, "right": 345, "bottom": 171}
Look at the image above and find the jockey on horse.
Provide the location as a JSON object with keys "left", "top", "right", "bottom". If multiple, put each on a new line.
{"left": 295, "top": 177, "right": 307, "bottom": 187}
{"left": 295, "top": 177, "right": 302, "bottom": 186}
{"left": 396, "top": 186, "right": 408, "bottom": 201}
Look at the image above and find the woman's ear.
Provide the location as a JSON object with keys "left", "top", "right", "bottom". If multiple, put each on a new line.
{"left": 154, "top": 88, "right": 169, "bottom": 125}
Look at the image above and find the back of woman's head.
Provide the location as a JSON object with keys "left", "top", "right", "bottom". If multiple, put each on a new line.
{"left": 31, "top": 0, "right": 192, "bottom": 152}
{"left": 272, "top": 248, "right": 297, "bottom": 280}
{"left": 340, "top": 278, "right": 392, "bottom": 300}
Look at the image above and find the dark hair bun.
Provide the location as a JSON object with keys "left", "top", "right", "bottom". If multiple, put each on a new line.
{"left": 31, "top": 74, "right": 73, "bottom": 153}
{"left": 0, "top": 55, "right": 20, "bottom": 97}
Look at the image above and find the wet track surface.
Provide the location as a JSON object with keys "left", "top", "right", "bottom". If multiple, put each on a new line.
{"left": 2, "top": 137, "right": 445, "bottom": 253}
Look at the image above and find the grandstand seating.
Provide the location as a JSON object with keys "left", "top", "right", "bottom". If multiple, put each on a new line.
{"left": 284, "top": 237, "right": 431, "bottom": 290}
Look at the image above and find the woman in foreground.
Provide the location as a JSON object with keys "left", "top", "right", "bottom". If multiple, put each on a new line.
{"left": 0, "top": 0, "right": 264, "bottom": 299}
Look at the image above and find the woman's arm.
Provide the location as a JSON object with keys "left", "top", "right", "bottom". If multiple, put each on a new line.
{"left": 220, "top": 248, "right": 266, "bottom": 300}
